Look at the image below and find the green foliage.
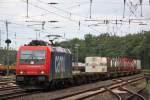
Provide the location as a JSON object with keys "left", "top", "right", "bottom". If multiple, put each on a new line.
{"left": 0, "top": 48, "right": 17, "bottom": 65}
{"left": 60, "top": 31, "right": 150, "bottom": 68}
{"left": 1, "top": 31, "right": 149, "bottom": 67}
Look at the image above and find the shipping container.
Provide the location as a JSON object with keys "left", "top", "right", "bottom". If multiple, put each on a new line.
{"left": 85, "top": 57, "right": 107, "bottom": 72}
{"left": 85, "top": 56, "right": 141, "bottom": 73}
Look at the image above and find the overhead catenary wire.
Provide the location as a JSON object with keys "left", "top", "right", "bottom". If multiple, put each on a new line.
{"left": 36, "top": 0, "right": 90, "bottom": 20}
{"left": 0, "top": 1, "right": 148, "bottom": 27}
{"left": 22, "top": 0, "right": 89, "bottom": 20}
{"left": 35, "top": 0, "right": 126, "bottom": 34}
{"left": 0, "top": 0, "right": 149, "bottom": 41}
{"left": 0, "top": 20, "right": 46, "bottom": 42}
{"left": 22, "top": 0, "right": 102, "bottom": 33}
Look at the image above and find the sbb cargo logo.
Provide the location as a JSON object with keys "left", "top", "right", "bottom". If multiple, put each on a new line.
{"left": 55, "top": 56, "right": 65, "bottom": 75}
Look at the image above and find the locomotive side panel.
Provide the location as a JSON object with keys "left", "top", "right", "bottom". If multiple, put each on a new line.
{"left": 51, "top": 47, "right": 72, "bottom": 80}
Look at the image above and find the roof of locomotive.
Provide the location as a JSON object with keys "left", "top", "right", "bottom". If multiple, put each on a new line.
{"left": 51, "top": 46, "right": 71, "bottom": 54}
{"left": 19, "top": 45, "right": 71, "bottom": 54}
{"left": 18, "top": 40, "right": 71, "bottom": 54}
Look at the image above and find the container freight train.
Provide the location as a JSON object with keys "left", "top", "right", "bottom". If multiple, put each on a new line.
{"left": 16, "top": 41, "right": 141, "bottom": 89}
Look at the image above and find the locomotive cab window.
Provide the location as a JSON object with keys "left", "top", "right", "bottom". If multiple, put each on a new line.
{"left": 20, "top": 50, "right": 46, "bottom": 65}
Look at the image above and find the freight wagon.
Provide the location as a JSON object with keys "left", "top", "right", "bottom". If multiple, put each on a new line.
{"left": 85, "top": 57, "right": 141, "bottom": 77}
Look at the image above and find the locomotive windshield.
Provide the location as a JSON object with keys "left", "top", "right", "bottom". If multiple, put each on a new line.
{"left": 20, "top": 50, "right": 46, "bottom": 65}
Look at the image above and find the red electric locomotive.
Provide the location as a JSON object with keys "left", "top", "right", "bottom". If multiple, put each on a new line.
{"left": 16, "top": 40, "right": 72, "bottom": 88}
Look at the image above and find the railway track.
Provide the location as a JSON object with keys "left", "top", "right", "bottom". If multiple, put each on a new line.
{"left": 0, "top": 74, "right": 145, "bottom": 100}
{"left": 0, "top": 79, "right": 36, "bottom": 100}
{"left": 0, "top": 80, "right": 17, "bottom": 90}
{"left": 125, "top": 87, "right": 146, "bottom": 100}
{"left": 0, "top": 78, "right": 44, "bottom": 100}
{"left": 0, "top": 77, "right": 16, "bottom": 87}
{"left": 0, "top": 88, "right": 27, "bottom": 100}
{"left": 110, "top": 78, "right": 146, "bottom": 100}
{"left": 0, "top": 85, "right": 19, "bottom": 91}
{"left": 0, "top": 86, "right": 41, "bottom": 100}
{"left": 0, "top": 80, "right": 28, "bottom": 99}
{"left": 51, "top": 76, "right": 145, "bottom": 100}
{"left": 0, "top": 77, "right": 15, "bottom": 82}
{"left": 0, "top": 81, "right": 15, "bottom": 86}
{"left": 110, "top": 86, "right": 146, "bottom": 100}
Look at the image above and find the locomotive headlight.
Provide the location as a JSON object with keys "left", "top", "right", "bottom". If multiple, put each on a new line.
{"left": 20, "top": 71, "right": 23, "bottom": 74}
{"left": 41, "top": 71, "right": 45, "bottom": 74}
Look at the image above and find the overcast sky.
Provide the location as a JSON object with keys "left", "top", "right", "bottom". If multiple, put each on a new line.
{"left": 0, "top": 0, "right": 150, "bottom": 49}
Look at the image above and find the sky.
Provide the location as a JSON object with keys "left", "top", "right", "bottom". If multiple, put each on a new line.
{"left": 0, "top": 0, "right": 150, "bottom": 49}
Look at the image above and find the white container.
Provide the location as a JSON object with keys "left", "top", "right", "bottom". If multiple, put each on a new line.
{"left": 85, "top": 57, "right": 107, "bottom": 72}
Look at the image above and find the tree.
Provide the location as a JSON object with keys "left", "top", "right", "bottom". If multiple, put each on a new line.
{"left": 59, "top": 31, "right": 150, "bottom": 68}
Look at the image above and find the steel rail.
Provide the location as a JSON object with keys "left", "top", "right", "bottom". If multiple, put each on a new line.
{"left": 125, "top": 87, "right": 146, "bottom": 100}
{"left": 0, "top": 85, "right": 20, "bottom": 91}
{"left": 51, "top": 76, "right": 144, "bottom": 100}
{"left": 76, "top": 77, "right": 143, "bottom": 100}
{"left": 0, "top": 88, "right": 41, "bottom": 100}
{"left": 104, "top": 87, "right": 122, "bottom": 100}
{"left": 0, "top": 81, "right": 15, "bottom": 85}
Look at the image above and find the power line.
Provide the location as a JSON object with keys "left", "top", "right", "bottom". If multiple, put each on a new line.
{"left": 36, "top": 0, "right": 90, "bottom": 20}
{"left": 23, "top": 1, "right": 101, "bottom": 33}
{"left": 0, "top": 0, "right": 149, "bottom": 38}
